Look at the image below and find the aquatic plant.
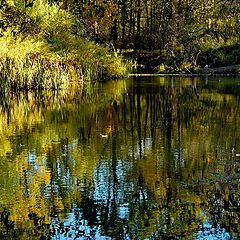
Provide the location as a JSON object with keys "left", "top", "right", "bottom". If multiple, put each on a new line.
{"left": 0, "top": 0, "right": 128, "bottom": 90}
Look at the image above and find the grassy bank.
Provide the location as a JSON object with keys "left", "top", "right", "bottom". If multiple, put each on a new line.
{"left": 0, "top": 0, "right": 127, "bottom": 90}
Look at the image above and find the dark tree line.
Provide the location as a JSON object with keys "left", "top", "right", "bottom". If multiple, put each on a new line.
{"left": 45, "top": 0, "right": 239, "bottom": 69}
{"left": 1, "top": 0, "right": 240, "bottom": 69}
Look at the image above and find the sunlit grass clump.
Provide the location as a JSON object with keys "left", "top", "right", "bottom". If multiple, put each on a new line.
{"left": 0, "top": 0, "right": 127, "bottom": 90}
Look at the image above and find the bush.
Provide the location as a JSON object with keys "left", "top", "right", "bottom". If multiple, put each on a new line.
{"left": 0, "top": 0, "right": 127, "bottom": 90}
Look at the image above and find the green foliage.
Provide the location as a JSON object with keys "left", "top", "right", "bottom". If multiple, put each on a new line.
{"left": 27, "top": 0, "right": 75, "bottom": 46}
{"left": 158, "top": 64, "right": 166, "bottom": 73}
{"left": 0, "top": 0, "right": 127, "bottom": 90}
{"left": 198, "top": 44, "right": 240, "bottom": 68}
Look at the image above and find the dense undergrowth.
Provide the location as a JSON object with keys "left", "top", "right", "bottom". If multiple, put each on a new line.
{"left": 124, "top": 42, "right": 240, "bottom": 74}
{"left": 0, "top": 0, "right": 127, "bottom": 90}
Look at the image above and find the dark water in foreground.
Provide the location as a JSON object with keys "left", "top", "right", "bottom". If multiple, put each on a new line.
{"left": 0, "top": 76, "right": 240, "bottom": 239}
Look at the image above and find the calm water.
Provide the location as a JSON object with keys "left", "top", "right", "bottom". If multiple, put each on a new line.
{"left": 0, "top": 76, "right": 240, "bottom": 239}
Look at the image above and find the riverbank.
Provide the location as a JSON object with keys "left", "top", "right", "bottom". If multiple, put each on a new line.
{"left": 123, "top": 47, "right": 240, "bottom": 75}
{"left": 129, "top": 64, "right": 240, "bottom": 77}
{"left": 0, "top": 1, "right": 128, "bottom": 90}
{"left": 199, "top": 65, "right": 240, "bottom": 74}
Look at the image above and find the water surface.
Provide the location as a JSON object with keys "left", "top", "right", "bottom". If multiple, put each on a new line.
{"left": 0, "top": 76, "right": 239, "bottom": 239}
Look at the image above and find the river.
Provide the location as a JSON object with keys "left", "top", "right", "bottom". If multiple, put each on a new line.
{"left": 0, "top": 76, "right": 239, "bottom": 239}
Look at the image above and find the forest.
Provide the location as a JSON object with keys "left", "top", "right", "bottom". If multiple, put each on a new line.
{"left": 64, "top": 0, "right": 240, "bottom": 72}
{"left": 1, "top": 0, "right": 240, "bottom": 88}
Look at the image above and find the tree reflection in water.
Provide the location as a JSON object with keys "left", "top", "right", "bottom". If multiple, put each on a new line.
{"left": 0, "top": 77, "right": 240, "bottom": 239}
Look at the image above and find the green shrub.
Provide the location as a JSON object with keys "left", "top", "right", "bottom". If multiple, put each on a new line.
{"left": 0, "top": 0, "right": 127, "bottom": 90}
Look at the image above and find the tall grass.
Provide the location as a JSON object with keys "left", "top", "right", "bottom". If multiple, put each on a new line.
{"left": 0, "top": 0, "right": 128, "bottom": 90}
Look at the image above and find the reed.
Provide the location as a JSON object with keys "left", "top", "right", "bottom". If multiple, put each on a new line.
{"left": 0, "top": 0, "right": 128, "bottom": 91}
